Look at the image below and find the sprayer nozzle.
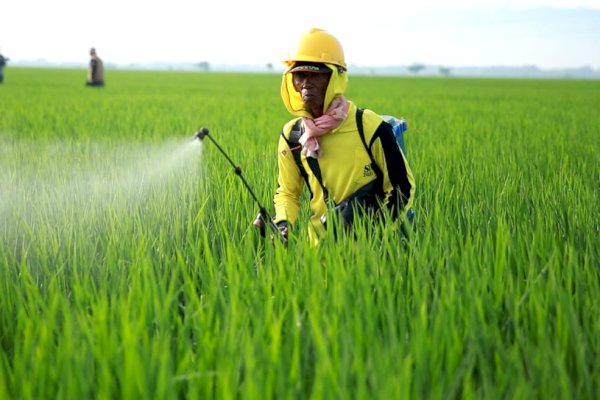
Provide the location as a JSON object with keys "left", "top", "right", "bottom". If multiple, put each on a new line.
{"left": 194, "top": 127, "right": 209, "bottom": 141}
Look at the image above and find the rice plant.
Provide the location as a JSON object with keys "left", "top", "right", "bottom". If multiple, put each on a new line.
{"left": 0, "top": 68, "right": 598, "bottom": 399}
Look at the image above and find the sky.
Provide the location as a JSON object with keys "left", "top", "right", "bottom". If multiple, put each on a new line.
{"left": 1, "top": 0, "right": 600, "bottom": 70}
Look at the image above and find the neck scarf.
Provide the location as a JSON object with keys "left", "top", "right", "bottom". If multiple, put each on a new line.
{"left": 299, "top": 96, "right": 349, "bottom": 158}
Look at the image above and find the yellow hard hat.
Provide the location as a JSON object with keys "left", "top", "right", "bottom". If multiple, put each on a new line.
{"left": 284, "top": 28, "right": 346, "bottom": 70}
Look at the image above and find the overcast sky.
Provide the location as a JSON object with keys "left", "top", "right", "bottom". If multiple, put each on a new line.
{"left": 1, "top": 0, "right": 599, "bottom": 69}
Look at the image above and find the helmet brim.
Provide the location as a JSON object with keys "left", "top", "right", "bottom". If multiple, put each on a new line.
{"left": 288, "top": 62, "right": 331, "bottom": 74}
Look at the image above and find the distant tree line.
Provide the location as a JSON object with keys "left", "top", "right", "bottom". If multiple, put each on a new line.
{"left": 407, "top": 63, "right": 452, "bottom": 76}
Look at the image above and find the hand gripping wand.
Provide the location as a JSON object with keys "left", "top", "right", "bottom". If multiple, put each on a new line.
{"left": 194, "top": 127, "right": 287, "bottom": 246}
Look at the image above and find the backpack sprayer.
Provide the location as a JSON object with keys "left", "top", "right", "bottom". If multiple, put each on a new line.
{"left": 193, "top": 127, "right": 287, "bottom": 246}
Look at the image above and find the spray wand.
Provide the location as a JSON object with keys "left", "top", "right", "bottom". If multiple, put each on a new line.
{"left": 193, "top": 127, "right": 287, "bottom": 246}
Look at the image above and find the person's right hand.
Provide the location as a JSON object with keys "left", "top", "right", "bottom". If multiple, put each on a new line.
{"left": 253, "top": 215, "right": 288, "bottom": 241}
{"left": 253, "top": 213, "right": 265, "bottom": 229}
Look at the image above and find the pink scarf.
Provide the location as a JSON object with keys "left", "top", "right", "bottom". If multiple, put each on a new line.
{"left": 299, "top": 96, "right": 349, "bottom": 158}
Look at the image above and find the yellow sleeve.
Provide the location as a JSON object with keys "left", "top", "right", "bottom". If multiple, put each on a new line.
{"left": 273, "top": 123, "right": 304, "bottom": 224}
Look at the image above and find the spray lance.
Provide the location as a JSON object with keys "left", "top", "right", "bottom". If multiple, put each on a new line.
{"left": 193, "top": 127, "right": 287, "bottom": 246}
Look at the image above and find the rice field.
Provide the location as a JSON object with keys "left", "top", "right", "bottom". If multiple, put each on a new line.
{"left": 0, "top": 67, "right": 599, "bottom": 399}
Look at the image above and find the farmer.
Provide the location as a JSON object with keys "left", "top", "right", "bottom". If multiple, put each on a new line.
{"left": 256, "top": 28, "right": 415, "bottom": 246}
{"left": 86, "top": 47, "right": 105, "bottom": 87}
{"left": 0, "top": 52, "right": 9, "bottom": 84}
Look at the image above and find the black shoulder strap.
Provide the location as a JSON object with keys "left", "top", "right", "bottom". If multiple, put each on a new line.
{"left": 280, "top": 120, "right": 310, "bottom": 194}
{"left": 288, "top": 119, "right": 302, "bottom": 145}
{"left": 280, "top": 119, "right": 306, "bottom": 180}
{"left": 280, "top": 119, "right": 330, "bottom": 202}
{"left": 356, "top": 108, "right": 383, "bottom": 181}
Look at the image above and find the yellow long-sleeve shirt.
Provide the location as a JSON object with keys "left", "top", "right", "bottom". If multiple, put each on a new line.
{"left": 274, "top": 101, "right": 415, "bottom": 244}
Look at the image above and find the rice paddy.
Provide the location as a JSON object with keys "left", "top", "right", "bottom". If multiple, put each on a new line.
{"left": 0, "top": 67, "right": 598, "bottom": 399}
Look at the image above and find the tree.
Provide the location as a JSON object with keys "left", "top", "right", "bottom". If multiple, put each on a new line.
{"left": 439, "top": 66, "right": 452, "bottom": 77}
{"left": 408, "top": 63, "right": 426, "bottom": 75}
{"left": 197, "top": 61, "right": 210, "bottom": 72}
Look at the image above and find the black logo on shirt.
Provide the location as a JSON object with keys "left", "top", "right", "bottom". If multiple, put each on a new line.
{"left": 363, "top": 164, "right": 374, "bottom": 177}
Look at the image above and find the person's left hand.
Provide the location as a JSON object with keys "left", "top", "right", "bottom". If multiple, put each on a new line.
{"left": 275, "top": 221, "right": 288, "bottom": 240}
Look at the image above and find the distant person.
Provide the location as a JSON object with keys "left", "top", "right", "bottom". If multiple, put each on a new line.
{"left": 254, "top": 28, "right": 415, "bottom": 246}
{"left": 0, "top": 52, "right": 9, "bottom": 84}
{"left": 86, "top": 47, "right": 104, "bottom": 87}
